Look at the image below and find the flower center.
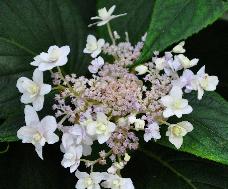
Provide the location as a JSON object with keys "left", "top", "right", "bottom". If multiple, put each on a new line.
{"left": 87, "top": 42, "right": 98, "bottom": 51}
{"left": 32, "top": 132, "right": 42, "bottom": 144}
{"left": 172, "top": 125, "right": 183, "bottom": 137}
{"left": 84, "top": 177, "right": 93, "bottom": 187}
{"left": 172, "top": 99, "right": 182, "bottom": 109}
{"left": 98, "top": 8, "right": 110, "bottom": 20}
{"left": 96, "top": 122, "right": 107, "bottom": 134}
{"left": 200, "top": 74, "right": 209, "bottom": 88}
{"left": 49, "top": 48, "right": 60, "bottom": 62}
{"left": 112, "top": 179, "right": 121, "bottom": 187}
{"left": 27, "top": 83, "right": 39, "bottom": 97}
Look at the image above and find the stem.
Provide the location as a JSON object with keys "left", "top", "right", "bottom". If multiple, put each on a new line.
{"left": 0, "top": 143, "right": 9, "bottom": 154}
{"left": 57, "top": 67, "right": 77, "bottom": 95}
{"left": 140, "top": 149, "right": 197, "bottom": 189}
{"left": 107, "top": 23, "right": 116, "bottom": 45}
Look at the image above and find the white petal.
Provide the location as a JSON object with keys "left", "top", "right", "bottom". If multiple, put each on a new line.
{"left": 169, "top": 136, "right": 183, "bottom": 149}
{"left": 40, "top": 84, "right": 51, "bottom": 95}
{"left": 163, "top": 108, "right": 174, "bottom": 118}
{"left": 75, "top": 171, "right": 89, "bottom": 179}
{"left": 17, "top": 126, "right": 37, "bottom": 143}
{"left": 35, "top": 143, "right": 44, "bottom": 159}
{"left": 21, "top": 93, "right": 33, "bottom": 104}
{"left": 87, "top": 35, "right": 97, "bottom": 44}
{"left": 170, "top": 86, "right": 183, "bottom": 98}
{"left": 46, "top": 133, "right": 59, "bottom": 144}
{"left": 180, "top": 121, "right": 193, "bottom": 132}
{"left": 55, "top": 56, "right": 68, "bottom": 66}
{"left": 60, "top": 45, "right": 70, "bottom": 56}
{"left": 97, "top": 39, "right": 105, "bottom": 48}
{"left": 38, "top": 62, "right": 55, "bottom": 71}
{"left": 32, "top": 96, "right": 44, "bottom": 111}
{"left": 40, "top": 116, "right": 57, "bottom": 133}
{"left": 97, "top": 134, "right": 109, "bottom": 144}
{"left": 160, "top": 96, "right": 173, "bottom": 107}
{"left": 91, "top": 49, "right": 101, "bottom": 58}
{"left": 16, "top": 77, "right": 30, "bottom": 93}
{"left": 24, "top": 105, "right": 39, "bottom": 125}
{"left": 32, "top": 68, "right": 43, "bottom": 84}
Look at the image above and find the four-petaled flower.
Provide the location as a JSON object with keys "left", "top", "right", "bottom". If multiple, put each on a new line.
{"left": 196, "top": 66, "right": 219, "bottom": 100}
{"left": 17, "top": 105, "right": 59, "bottom": 159}
{"left": 144, "top": 122, "right": 161, "bottom": 142}
{"left": 161, "top": 86, "right": 193, "bottom": 118}
{"left": 31, "top": 45, "right": 70, "bottom": 71}
{"left": 83, "top": 35, "right": 105, "bottom": 58}
{"left": 166, "top": 121, "right": 193, "bottom": 149}
{"left": 16, "top": 68, "right": 51, "bottom": 111}
{"left": 101, "top": 174, "right": 135, "bottom": 189}
{"left": 89, "top": 5, "right": 127, "bottom": 27}
{"left": 88, "top": 56, "right": 104, "bottom": 73}
{"left": 75, "top": 171, "right": 107, "bottom": 189}
{"left": 86, "top": 112, "right": 116, "bottom": 144}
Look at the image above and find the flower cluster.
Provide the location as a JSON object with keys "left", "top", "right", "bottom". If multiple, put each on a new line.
{"left": 16, "top": 5, "right": 218, "bottom": 189}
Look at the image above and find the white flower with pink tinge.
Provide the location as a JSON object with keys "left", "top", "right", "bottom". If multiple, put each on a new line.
{"left": 31, "top": 45, "right": 70, "bottom": 71}
{"left": 17, "top": 105, "right": 59, "bottom": 159}
{"left": 16, "top": 68, "right": 51, "bottom": 111}
{"left": 88, "top": 56, "right": 104, "bottom": 73}
{"left": 89, "top": 5, "right": 127, "bottom": 27}
{"left": 161, "top": 86, "right": 192, "bottom": 118}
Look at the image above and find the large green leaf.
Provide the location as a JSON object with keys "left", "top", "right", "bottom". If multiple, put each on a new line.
{"left": 0, "top": 0, "right": 95, "bottom": 141}
{"left": 159, "top": 92, "right": 228, "bottom": 165}
{"left": 136, "top": 0, "right": 228, "bottom": 65}
{"left": 124, "top": 144, "right": 228, "bottom": 189}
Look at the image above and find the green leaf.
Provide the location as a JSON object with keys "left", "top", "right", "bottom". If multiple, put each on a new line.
{"left": 97, "top": 0, "right": 155, "bottom": 44}
{"left": 124, "top": 144, "right": 228, "bottom": 189}
{"left": 159, "top": 92, "right": 228, "bottom": 165}
{"left": 137, "top": 0, "right": 228, "bottom": 64}
{"left": 0, "top": 0, "right": 95, "bottom": 142}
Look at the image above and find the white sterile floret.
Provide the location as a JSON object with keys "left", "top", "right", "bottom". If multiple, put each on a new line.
{"left": 83, "top": 35, "right": 105, "bottom": 58}
{"left": 161, "top": 86, "right": 193, "bottom": 118}
{"left": 174, "top": 69, "right": 197, "bottom": 93}
{"left": 154, "top": 57, "right": 166, "bottom": 71}
{"left": 144, "top": 122, "right": 161, "bottom": 142}
{"left": 166, "top": 121, "right": 193, "bottom": 149}
{"left": 172, "top": 41, "right": 186, "bottom": 53}
{"left": 88, "top": 56, "right": 105, "bottom": 74}
{"left": 101, "top": 174, "right": 134, "bottom": 189}
{"left": 31, "top": 45, "right": 70, "bottom": 71}
{"left": 16, "top": 68, "right": 51, "bottom": 111}
{"left": 61, "top": 145, "right": 82, "bottom": 173}
{"left": 61, "top": 125, "right": 93, "bottom": 156}
{"left": 89, "top": 5, "right": 127, "bottom": 27}
{"left": 17, "top": 105, "right": 59, "bottom": 159}
{"left": 135, "top": 65, "right": 148, "bottom": 75}
{"left": 196, "top": 66, "right": 219, "bottom": 100}
{"left": 86, "top": 112, "right": 116, "bottom": 144}
{"left": 75, "top": 171, "right": 107, "bottom": 189}
{"left": 175, "top": 54, "right": 199, "bottom": 69}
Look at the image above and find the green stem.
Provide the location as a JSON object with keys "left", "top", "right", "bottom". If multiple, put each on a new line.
{"left": 107, "top": 23, "right": 116, "bottom": 45}
{"left": 140, "top": 149, "right": 197, "bottom": 189}
{"left": 0, "top": 143, "right": 9, "bottom": 154}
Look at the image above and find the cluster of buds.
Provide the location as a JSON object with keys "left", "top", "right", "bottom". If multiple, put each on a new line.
{"left": 16, "top": 5, "right": 218, "bottom": 189}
